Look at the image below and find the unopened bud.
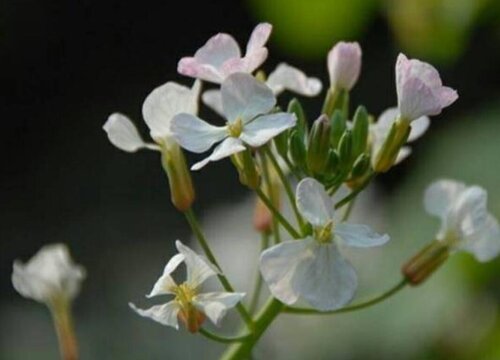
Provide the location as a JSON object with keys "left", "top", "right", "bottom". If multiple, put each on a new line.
{"left": 288, "top": 98, "right": 307, "bottom": 140}
{"left": 307, "top": 115, "right": 331, "bottom": 175}
{"left": 322, "top": 87, "right": 349, "bottom": 118}
{"left": 273, "top": 131, "right": 289, "bottom": 160}
{"left": 402, "top": 241, "right": 449, "bottom": 285}
{"left": 373, "top": 118, "right": 410, "bottom": 173}
{"left": 161, "top": 144, "right": 195, "bottom": 212}
{"left": 338, "top": 130, "right": 353, "bottom": 167}
{"left": 351, "top": 106, "right": 369, "bottom": 159}
{"left": 351, "top": 153, "right": 371, "bottom": 179}
{"left": 231, "top": 149, "right": 260, "bottom": 190}
{"left": 330, "top": 110, "right": 346, "bottom": 148}
{"left": 324, "top": 150, "right": 340, "bottom": 175}
{"left": 289, "top": 130, "right": 307, "bottom": 173}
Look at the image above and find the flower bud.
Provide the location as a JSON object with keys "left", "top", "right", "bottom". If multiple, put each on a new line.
{"left": 337, "top": 130, "right": 353, "bottom": 167}
{"left": 372, "top": 118, "right": 410, "bottom": 173}
{"left": 273, "top": 131, "right": 289, "bottom": 160}
{"left": 324, "top": 150, "right": 340, "bottom": 175}
{"left": 287, "top": 98, "right": 307, "bottom": 139}
{"left": 327, "top": 42, "right": 362, "bottom": 91}
{"left": 161, "top": 143, "right": 195, "bottom": 212}
{"left": 351, "top": 153, "right": 371, "bottom": 179}
{"left": 402, "top": 241, "right": 450, "bottom": 285}
{"left": 231, "top": 149, "right": 260, "bottom": 190}
{"left": 307, "top": 115, "right": 331, "bottom": 175}
{"left": 289, "top": 130, "right": 307, "bottom": 173}
{"left": 322, "top": 88, "right": 349, "bottom": 118}
{"left": 330, "top": 110, "right": 347, "bottom": 148}
{"left": 351, "top": 106, "right": 369, "bottom": 159}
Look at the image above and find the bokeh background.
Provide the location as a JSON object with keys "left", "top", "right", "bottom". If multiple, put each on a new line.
{"left": 2, "top": 0, "right": 500, "bottom": 359}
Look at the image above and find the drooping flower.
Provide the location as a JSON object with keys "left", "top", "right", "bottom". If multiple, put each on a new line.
{"left": 396, "top": 53, "right": 458, "bottom": 121}
{"left": 12, "top": 244, "right": 86, "bottom": 305}
{"left": 177, "top": 23, "right": 272, "bottom": 84}
{"left": 370, "top": 107, "right": 430, "bottom": 166}
{"left": 202, "top": 63, "right": 322, "bottom": 116}
{"left": 424, "top": 179, "right": 500, "bottom": 262}
{"left": 103, "top": 80, "right": 201, "bottom": 153}
{"left": 260, "top": 178, "right": 389, "bottom": 311}
{"left": 171, "top": 73, "right": 297, "bottom": 170}
{"left": 103, "top": 81, "right": 200, "bottom": 211}
{"left": 327, "top": 42, "right": 362, "bottom": 91}
{"left": 129, "top": 241, "right": 245, "bottom": 332}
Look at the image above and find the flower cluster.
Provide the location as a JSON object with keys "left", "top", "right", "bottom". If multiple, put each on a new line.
{"left": 12, "top": 21, "right": 499, "bottom": 360}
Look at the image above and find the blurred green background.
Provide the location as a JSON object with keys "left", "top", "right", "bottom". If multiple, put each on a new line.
{"left": 1, "top": 0, "right": 500, "bottom": 359}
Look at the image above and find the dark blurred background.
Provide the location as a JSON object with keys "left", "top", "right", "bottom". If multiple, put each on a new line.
{"left": 2, "top": 0, "right": 500, "bottom": 359}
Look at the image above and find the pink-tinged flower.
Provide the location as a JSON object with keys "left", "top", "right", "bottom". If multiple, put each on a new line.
{"left": 396, "top": 53, "right": 458, "bottom": 121}
{"left": 327, "top": 42, "right": 362, "bottom": 91}
{"left": 177, "top": 23, "right": 272, "bottom": 84}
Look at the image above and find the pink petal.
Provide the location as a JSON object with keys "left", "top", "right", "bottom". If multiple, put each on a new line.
{"left": 177, "top": 57, "right": 223, "bottom": 83}
{"left": 246, "top": 23, "right": 272, "bottom": 54}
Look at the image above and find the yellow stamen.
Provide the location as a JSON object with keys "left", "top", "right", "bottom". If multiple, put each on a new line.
{"left": 227, "top": 118, "right": 243, "bottom": 138}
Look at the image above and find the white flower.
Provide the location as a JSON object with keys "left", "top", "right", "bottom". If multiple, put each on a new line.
{"left": 103, "top": 80, "right": 201, "bottom": 152}
{"left": 171, "top": 73, "right": 297, "bottom": 170}
{"left": 202, "top": 63, "right": 322, "bottom": 116}
{"left": 424, "top": 180, "right": 500, "bottom": 262}
{"left": 327, "top": 42, "right": 362, "bottom": 91}
{"left": 177, "top": 23, "right": 272, "bottom": 84}
{"left": 260, "top": 178, "right": 389, "bottom": 311}
{"left": 396, "top": 53, "right": 458, "bottom": 121}
{"left": 129, "top": 241, "right": 245, "bottom": 331}
{"left": 370, "top": 107, "right": 430, "bottom": 166}
{"left": 12, "top": 244, "right": 86, "bottom": 305}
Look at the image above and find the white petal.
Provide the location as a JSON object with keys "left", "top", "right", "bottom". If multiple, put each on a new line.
{"left": 407, "top": 116, "right": 430, "bottom": 142}
{"left": 238, "top": 48, "right": 269, "bottom": 75}
{"left": 103, "top": 113, "right": 155, "bottom": 152}
{"left": 194, "top": 33, "right": 241, "bottom": 68}
{"left": 246, "top": 23, "right": 272, "bottom": 54}
{"left": 192, "top": 292, "right": 245, "bottom": 326}
{"left": 240, "top": 113, "right": 297, "bottom": 148}
{"left": 142, "top": 81, "right": 200, "bottom": 140}
{"left": 460, "top": 214, "right": 500, "bottom": 262}
{"left": 327, "top": 42, "right": 362, "bottom": 91}
{"left": 450, "top": 186, "right": 488, "bottom": 239}
{"left": 129, "top": 301, "right": 180, "bottom": 329}
{"left": 296, "top": 178, "right": 334, "bottom": 227}
{"left": 398, "top": 77, "right": 442, "bottom": 120}
{"left": 177, "top": 58, "right": 224, "bottom": 83}
{"left": 377, "top": 108, "right": 399, "bottom": 129}
{"left": 170, "top": 113, "right": 227, "bottom": 153}
{"left": 297, "top": 242, "right": 358, "bottom": 311}
{"left": 175, "top": 240, "right": 219, "bottom": 288}
{"left": 146, "top": 254, "right": 184, "bottom": 298}
{"left": 221, "top": 73, "right": 276, "bottom": 123}
{"left": 335, "top": 223, "right": 390, "bottom": 248}
{"left": 259, "top": 238, "right": 315, "bottom": 305}
{"left": 266, "top": 63, "right": 322, "bottom": 96}
{"left": 395, "top": 146, "right": 412, "bottom": 165}
{"left": 202, "top": 89, "right": 224, "bottom": 116}
{"left": 191, "top": 137, "right": 246, "bottom": 171}
{"left": 12, "top": 244, "right": 85, "bottom": 303}
{"left": 424, "top": 179, "right": 467, "bottom": 219}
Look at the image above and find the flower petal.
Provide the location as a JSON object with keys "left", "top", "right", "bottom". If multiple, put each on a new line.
{"left": 407, "top": 116, "right": 430, "bottom": 142}
{"left": 175, "top": 240, "right": 219, "bottom": 288}
{"left": 296, "top": 178, "right": 334, "bottom": 227}
{"left": 450, "top": 186, "right": 488, "bottom": 239}
{"left": 436, "top": 86, "right": 459, "bottom": 109}
{"left": 146, "top": 253, "right": 184, "bottom": 298}
{"left": 240, "top": 113, "right": 297, "bottom": 148}
{"left": 191, "top": 137, "right": 246, "bottom": 171}
{"left": 142, "top": 81, "right": 200, "bottom": 140}
{"left": 177, "top": 58, "right": 224, "bottom": 84}
{"left": 335, "top": 223, "right": 390, "bottom": 248}
{"left": 202, "top": 90, "right": 224, "bottom": 116}
{"left": 424, "top": 179, "right": 467, "bottom": 219}
{"left": 377, "top": 107, "right": 399, "bottom": 129}
{"left": 460, "top": 214, "right": 500, "bottom": 262}
{"left": 170, "top": 113, "right": 227, "bottom": 153}
{"left": 297, "top": 243, "right": 358, "bottom": 311}
{"left": 103, "top": 113, "right": 156, "bottom": 152}
{"left": 221, "top": 73, "right": 276, "bottom": 123}
{"left": 192, "top": 292, "right": 245, "bottom": 326}
{"left": 246, "top": 23, "right": 272, "bottom": 54}
{"left": 260, "top": 238, "right": 315, "bottom": 305}
{"left": 194, "top": 33, "right": 241, "bottom": 68}
{"left": 266, "top": 63, "right": 322, "bottom": 96}
{"left": 327, "top": 42, "right": 362, "bottom": 91}
{"left": 395, "top": 146, "right": 412, "bottom": 165}
{"left": 129, "top": 301, "right": 180, "bottom": 329}
{"left": 398, "top": 77, "right": 442, "bottom": 120}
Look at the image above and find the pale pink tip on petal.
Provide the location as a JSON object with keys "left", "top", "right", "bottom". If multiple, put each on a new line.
{"left": 177, "top": 57, "right": 223, "bottom": 83}
{"left": 327, "top": 41, "right": 362, "bottom": 91}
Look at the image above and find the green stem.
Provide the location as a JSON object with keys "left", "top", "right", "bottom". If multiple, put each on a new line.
{"left": 264, "top": 146, "right": 306, "bottom": 233}
{"left": 50, "top": 299, "right": 79, "bottom": 360}
{"left": 341, "top": 198, "right": 356, "bottom": 222}
{"left": 281, "top": 154, "right": 301, "bottom": 181}
{"left": 248, "top": 233, "right": 269, "bottom": 314}
{"left": 334, "top": 171, "right": 375, "bottom": 210}
{"left": 254, "top": 188, "right": 301, "bottom": 239}
{"left": 184, "top": 208, "right": 254, "bottom": 329}
{"left": 283, "top": 278, "right": 407, "bottom": 315}
{"left": 199, "top": 328, "right": 252, "bottom": 344}
{"left": 220, "top": 298, "right": 283, "bottom": 360}
{"left": 259, "top": 151, "right": 281, "bottom": 244}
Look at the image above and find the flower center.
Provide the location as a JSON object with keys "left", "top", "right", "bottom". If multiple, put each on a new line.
{"left": 314, "top": 220, "right": 334, "bottom": 244}
{"left": 227, "top": 118, "right": 243, "bottom": 138}
{"left": 172, "top": 283, "right": 196, "bottom": 308}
